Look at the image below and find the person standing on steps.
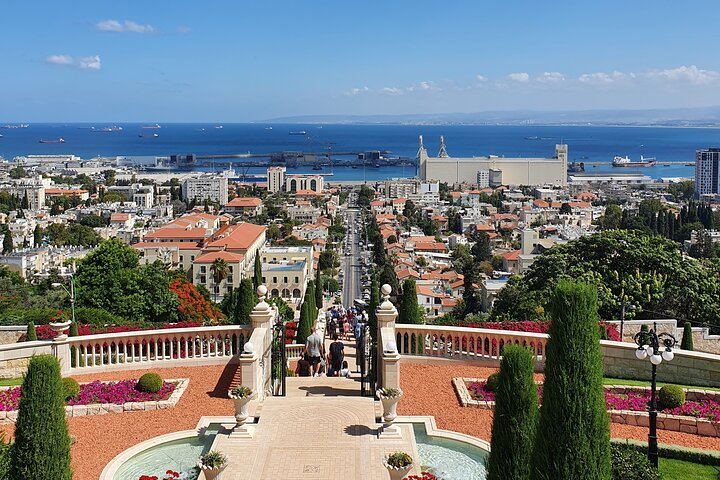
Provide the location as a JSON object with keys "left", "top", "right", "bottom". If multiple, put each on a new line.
{"left": 328, "top": 333, "right": 344, "bottom": 377}
{"left": 304, "top": 327, "right": 324, "bottom": 377}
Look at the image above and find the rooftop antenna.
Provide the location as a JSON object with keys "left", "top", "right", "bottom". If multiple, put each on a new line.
{"left": 438, "top": 135, "right": 449, "bottom": 158}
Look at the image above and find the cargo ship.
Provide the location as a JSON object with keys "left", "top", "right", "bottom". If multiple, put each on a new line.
{"left": 141, "top": 124, "right": 161, "bottom": 129}
{"left": 289, "top": 131, "right": 306, "bottom": 135}
{"left": 38, "top": 138, "right": 65, "bottom": 144}
{"left": 2, "top": 124, "right": 29, "bottom": 129}
{"left": 612, "top": 155, "right": 657, "bottom": 167}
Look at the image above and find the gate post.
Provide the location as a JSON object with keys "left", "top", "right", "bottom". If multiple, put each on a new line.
{"left": 250, "top": 285, "right": 276, "bottom": 398}
{"left": 376, "top": 284, "right": 399, "bottom": 390}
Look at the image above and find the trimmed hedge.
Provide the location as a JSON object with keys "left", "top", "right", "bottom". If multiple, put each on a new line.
{"left": 24, "top": 321, "right": 37, "bottom": 342}
{"left": 136, "top": 372, "right": 163, "bottom": 394}
{"left": 61, "top": 378, "right": 80, "bottom": 402}
{"left": 485, "top": 372, "right": 500, "bottom": 392}
{"left": 610, "top": 443, "right": 660, "bottom": 480}
{"left": 658, "top": 385, "right": 685, "bottom": 410}
{"left": 9, "top": 354, "right": 72, "bottom": 480}
{"left": 611, "top": 438, "right": 720, "bottom": 466}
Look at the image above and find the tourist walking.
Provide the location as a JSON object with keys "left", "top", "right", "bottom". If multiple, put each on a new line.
{"left": 328, "top": 333, "right": 344, "bottom": 377}
{"left": 304, "top": 327, "right": 324, "bottom": 377}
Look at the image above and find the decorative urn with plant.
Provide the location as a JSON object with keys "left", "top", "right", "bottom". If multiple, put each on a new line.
{"left": 228, "top": 385, "right": 255, "bottom": 424}
{"left": 377, "top": 387, "right": 403, "bottom": 425}
{"left": 49, "top": 309, "right": 72, "bottom": 340}
{"left": 197, "top": 450, "right": 228, "bottom": 480}
{"left": 383, "top": 451, "right": 414, "bottom": 480}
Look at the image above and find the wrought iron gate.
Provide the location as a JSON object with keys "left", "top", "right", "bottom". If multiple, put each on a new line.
{"left": 359, "top": 323, "right": 375, "bottom": 396}
{"left": 271, "top": 323, "right": 287, "bottom": 396}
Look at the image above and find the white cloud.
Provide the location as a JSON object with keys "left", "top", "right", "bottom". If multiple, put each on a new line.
{"left": 96, "top": 19, "right": 154, "bottom": 33}
{"left": 476, "top": 74, "right": 488, "bottom": 82}
{"left": 537, "top": 71, "right": 565, "bottom": 83}
{"left": 46, "top": 54, "right": 101, "bottom": 71}
{"left": 46, "top": 55, "right": 74, "bottom": 65}
{"left": 578, "top": 70, "right": 628, "bottom": 84}
{"left": 345, "top": 86, "right": 369, "bottom": 96}
{"left": 177, "top": 25, "right": 192, "bottom": 34}
{"left": 648, "top": 65, "right": 720, "bottom": 85}
{"left": 381, "top": 87, "right": 403, "bottom": 95}
{"left": 407, "top": 81, "right": 441, "bottom": 92}
{"left": 508, "top": 72, "right": 529, "bottom": 82}
{"left": 78, "top": 55, "right": 102, "bottom": 70}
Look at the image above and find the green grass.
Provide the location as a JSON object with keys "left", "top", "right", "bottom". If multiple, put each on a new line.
{"left": 604, "top": 377, "right": 720, "bottom": 392}
{"left": 0, "top": 378, "right": 23, "bottom": 386}
{"left": 659, "top": 457, "right": 720, "bottom": 479}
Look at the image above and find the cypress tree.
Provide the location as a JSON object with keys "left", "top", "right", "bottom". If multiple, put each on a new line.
{"left": 398, "top": 278, "right": 421, "bottom": 324}
{"left": 488, "top": 344, "right": 539, "bottom": 480}
{"left": 253, "top": 255, "right": 262, "bottom": 290}
{"left": 315, "top": 265, "right": 323, "bottom": 307}
{"left": 368, "top": 277, "right": 379, "bottom": 343}
{"left": 234, "top": 278, "right": 256, "bottom": 324}
{"left": 531, "top": 279, "right": 611, "bottom": 480}
{"left": 33, "top": 225, "right": 42, "bottom": 247}
{"left": 9, "top": 355, "right": 72, "bottom": 480}
{"left": 25, "top": 321, "right": 37, "bottom": 342}
{"left": 681, "top": 322, "right": 694, "bottom": 351}
{"left": 296, "top": 298, "right": 311, "bottom": 345}
{"left": 307, "top": 280, "right": 317, "bottom": 321}
{"left": 2, "top": 227, "right": 13, "bottom": 254}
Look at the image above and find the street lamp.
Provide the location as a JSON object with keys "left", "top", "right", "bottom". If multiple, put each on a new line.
{"left": 633, "top": 322, "right": 677, "bottom": 468}
{"left": 619, "top": 300, "right": 636, "bottom": 340}
{"left": 51, "top": 273, "right": 75, "bottom": 325}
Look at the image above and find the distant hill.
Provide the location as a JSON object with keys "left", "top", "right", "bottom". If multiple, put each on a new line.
{"left": 263, "top": 106, "right": 720, "bottom": 126}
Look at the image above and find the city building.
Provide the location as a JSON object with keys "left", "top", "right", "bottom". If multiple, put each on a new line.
{"left": 182, "top": 175, "right": 229, "bottom": 205}
{"left": 267, "top": 166, "right": 286, "bottom": 193}
{"left": 285, "top": 174, "right": 323, "bottom": 193}
{"left": 260, "top": 246, "right": 313, "bottom": 304}
{"left": 384, "top": 179, "right": 418, "bottom": 198}
{"left": 224, "top": 197, "right": 263, "bottom": 217}
{"left": 0, "top": 176, "right": 49, "bottom": 209}
{"left": 568, "top": 172, "right": 653, "bottom": 186}
{"left": 193, "top": 250, "right": 245, "bottom": 300}
{"left": 44, "top": 188, "right": 90, "bottom": 202}
{"left": 419, "top": 136, "right": 568, "bottom": 187}
{"left": 695, "top": 148, "right": 720, "bottom": 197}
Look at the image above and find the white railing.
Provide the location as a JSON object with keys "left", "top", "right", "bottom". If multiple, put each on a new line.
{"left": 286, "top": 343, "right": 305, "bottom": 360}
{"left": 393, "top": 325, "right": 549, "bottom": 361}
{"left": 65, "top": 325, "right": 253, "bottom": 373}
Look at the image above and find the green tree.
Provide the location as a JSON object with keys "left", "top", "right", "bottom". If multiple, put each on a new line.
{"left": 296, "top": 298, "right": 311, "bottom": 345}
{"left": 253, "top": 254, "right": 262, "bottom": 289}
{"left": 315, "top": 265, "right": 323, "bottom": 306}
{"left": 306, "top": 280, "right": 317, "bottom": 321}
{"left": 9, "top": 355, "right": 72, "bottom": 480}
{"left": 24, "top": 321, "right": 37, "bottom": 341}
{"left": 398, "top": 278, "right": 421, "bottom": 324}
{"left": 379, "top": 262, "right": 401, "bottom": 299}
{"left": 79, "top": 214, "right": 106, "bottom": 228}
{"left": 471, "top": 231, "right": 492, "bottom": 263}
{"left": 9, "top": 165, "right": 26, "bottom": 179}
{"left": 368, "top": 277, "right": 379, "bottom": 343}
{"left": 559, "top": 202, "right": 572, "bottom": 215}
{"left": 531, "top": 280, "right": 611, "bottom": 480}
{"left": 680, "top": 322, "right": 694, "bottom": 351}
{"left": 600, "top": 204, "right": 622, "bottom": 230}
{"left": 488, "top": 344, "right": 539, "bottom": 480}
{"left": 234, "top": 278, "right": 256, "bottom": 324}
{"left": 33, "top": 225, "right": 42, "bottom": 247}
{"left": 2, "top": 227, "right": 13, "bottom": 254}
{"left": 209, "top": 258, "right": 230, "bottom": 303}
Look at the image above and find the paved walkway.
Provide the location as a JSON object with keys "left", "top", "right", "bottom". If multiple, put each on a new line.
{"left": 210, "top": 337, "right": 420, "bottom": 479}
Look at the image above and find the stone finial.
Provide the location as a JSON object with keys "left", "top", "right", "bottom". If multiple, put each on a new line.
{"left": 379, "top": 284, "right": 395, "bottom": 312}
{"left": 243, "top": 341, "right": 255, "bottom": 354}
{"left": 381, "top": 284, "right": 391, "bottom": 298}
{"left": 256, "top": 285, "right": 267, "bottom": 300}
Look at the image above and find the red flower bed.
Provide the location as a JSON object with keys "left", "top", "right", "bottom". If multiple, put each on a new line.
{"left": 285, "top": 321, "right": 298, "bottom": 344}
{"left": 463, "top": 321, "right": 621, "bottom": 341}
{"left": 36, "top": 322, "right": 204, "bottom": 340}
{"left": 139, "top": 471, "right": 180, "bottom": 480}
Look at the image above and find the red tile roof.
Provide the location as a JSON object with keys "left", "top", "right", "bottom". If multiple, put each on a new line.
{"left": 193, "top": 251, "right": 245, "bottom": 263}
{"left": 205, "top": 223, "right": 266, "bottom": 252}
{"left": 226, "top": 197, "right": 262, "bottom": 208}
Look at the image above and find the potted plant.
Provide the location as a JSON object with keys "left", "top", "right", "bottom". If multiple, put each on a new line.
{"left": 383, "top": 451, "right": 414, "bottom": 480}
{"left": 197, "top": 450, "right": 228, "bottom": 480}
{"left": 228, "top": 385, "right": 255, "bottom": 424}
{"left": 377, "top": 387, "right": 403, "bottom": 424}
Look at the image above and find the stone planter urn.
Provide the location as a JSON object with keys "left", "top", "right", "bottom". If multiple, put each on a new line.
{"left": 48, "top": 320, "right": 72, "bottom": 341}
{"left": 228, "top": 386, "right": 255, "bottom": 438}
{"left": 231, "top": 395, "right": 253, "bottom": 424}
{"left": 197, "top": 462, "right": 227, "bottom": 480}
{"left": 383, "top": 452, "right": 413, "bottom": 480}
{"left": 377, "top": 388, "right": 403, "bottom": 425}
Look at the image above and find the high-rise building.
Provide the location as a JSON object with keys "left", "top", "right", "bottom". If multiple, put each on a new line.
{"left": 267, "top": 166, "right": 286, "bottom": 193}
{"left": 695, "top": 148, "right": 720, "bottom": 197}
{"left": 182, "top": 175, "right": 228, "bottom": 205}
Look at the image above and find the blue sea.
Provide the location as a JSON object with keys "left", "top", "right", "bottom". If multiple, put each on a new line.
{"left": 2, "top": 123, "right": 719, "bottom": 181}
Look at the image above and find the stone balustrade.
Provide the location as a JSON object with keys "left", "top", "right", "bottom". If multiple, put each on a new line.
{"left": 286, "top": 343, "right": 305, "bottom": 360}
{"left": 393, "top": 324, "right": 548, "bottom": 362}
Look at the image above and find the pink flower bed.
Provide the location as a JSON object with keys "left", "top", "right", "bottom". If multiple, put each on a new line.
{"left": 463, "top": 321, "right": 621, "bottom": 341}
{"left": 0, "top": 380, "right": 175, "bottom": 411}
{"left": 466, "top": 380, "right": 720, "bottom": 423}
{"left": 35, "top": 322, "right": 204, "bottom": 340}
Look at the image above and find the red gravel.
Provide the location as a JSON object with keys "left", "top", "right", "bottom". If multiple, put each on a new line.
{"left": 399, "top": 362, "right": 720, "bottom": 452}
{"left": 0, "top": 363, "right": 238, "bottom": 480}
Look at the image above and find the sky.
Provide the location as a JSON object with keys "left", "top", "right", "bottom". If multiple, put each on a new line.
{"left": 2, "top": 0, "right": 720, "bottom": 122}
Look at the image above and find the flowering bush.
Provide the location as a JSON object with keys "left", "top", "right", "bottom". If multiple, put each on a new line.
{"left": 462, "top": 321, "right": 621, "bottom": 341}
{"left": 407, "top": 473, "right": 438, "bottom": 480}
{"left": 0, "top": 379, "right": 176, "bottom": 411}
{"left": 35, "top": 321, "right": 204, "bottom": 340}
{"left": 170, "top": 279, "right": 224, "bottom": 324}
{"left": 284, "top": 321, "right": 297, "bottom": 344}
{"left": 466, "top": 380, "right": 720, "bottom": 423}
{"left": 139, "top": 470, "right": 180, "bottom": 480}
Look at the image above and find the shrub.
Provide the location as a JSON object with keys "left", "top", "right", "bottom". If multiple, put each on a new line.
{"left": 531, "top": 280, "right": 611, "bottom": 480}
{"left": 610, "top": 444, "right": 661, "bottom": 480}
{"left": 386, "top": 451, "right": 413, "bottom": 468}
{"left": 488, "top": 344, "right": 538, "bottom": 480}
{"left": 200, "top": 450, "right": 227, "bottom": 468}
{"left": 485, "top": 372, "right": 500, "bottom": 392}
{"left": 24, "top": 321, "right": 37, "bottom": 342}
{"left": 9, "top": 355, "right": 72, "bottom": 480}
{"left": 136, "top": 373, "right": 163, "bottom": 394}
{"left": 658, "top": 385, "right": 686, "bottom": 410}
{"left": 0, "top": 433, "right": 11, "bottom": 480}
{"left": 229, "top": 385, "right": 253, "bottom": 399}
{"left": 680, "top": 322, "right": 694, "bottom": 351}
{"left": 61, "top": 378, "right": 80, "bottom": 401}
{"left": 68, "top": 322, "right": 79, "bottom": 337}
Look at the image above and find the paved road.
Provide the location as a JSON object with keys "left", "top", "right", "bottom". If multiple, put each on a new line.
{"left": 341, "top": 206, "right": 362, "bottom": 308}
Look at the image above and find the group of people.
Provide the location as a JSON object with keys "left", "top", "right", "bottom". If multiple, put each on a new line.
{"left": 295, "top": 306, "right": 368, "bottom": 378}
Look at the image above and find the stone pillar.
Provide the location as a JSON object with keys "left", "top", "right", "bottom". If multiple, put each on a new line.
{"left": 239, "top": 341, "right": 260, "bottom": 399}
{"left": 249, "top": 285, "right": 276, "bottom": 398}
{"left": 376, "top": 284, "right": 399, "bottom": 390}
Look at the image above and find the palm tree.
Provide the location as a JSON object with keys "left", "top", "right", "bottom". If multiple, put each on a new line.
{"left": 210, "top": 258, "right": 230, "bottom": 303}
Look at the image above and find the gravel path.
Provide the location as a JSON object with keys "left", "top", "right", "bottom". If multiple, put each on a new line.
{"left": 398, "top": 362, "right": 720, "bottom": 452}
{"left": 0, "top": 363, "right": 237, "bottom": 480}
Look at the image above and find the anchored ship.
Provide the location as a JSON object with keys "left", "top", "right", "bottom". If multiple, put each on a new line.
{"left": 38, "top": 138, "right": 65, "bottom": 144}
{"left": 612, "top": 155, "right": 657, "bottom": 167}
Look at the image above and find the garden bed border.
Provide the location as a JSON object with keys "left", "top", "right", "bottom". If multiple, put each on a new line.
{"left": 0, "top": 377, "right": 189, "bottom": 423}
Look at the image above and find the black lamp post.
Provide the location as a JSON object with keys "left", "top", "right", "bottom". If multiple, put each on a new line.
{"left": 633, "top": 322, "right": 677, "bottom": 468}
{"left": 273, "top": 320, "right": 286, "bottom": 397}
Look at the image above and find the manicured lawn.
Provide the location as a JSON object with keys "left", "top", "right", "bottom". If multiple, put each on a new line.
{"left": 659, "top": 457, "right": 720, "bottom": 479}
{"left": 0, "top": 378, "right": 22, "bottom": 387}
{"left": 604, "top": 377, "right": 720, "bottom": 393}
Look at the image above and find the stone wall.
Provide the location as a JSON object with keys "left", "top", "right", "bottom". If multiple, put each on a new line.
{"left": 601, "top": 340, "right": 720, "bottom": 388}
{"left": 0, "top": 327, "right": 28, "bottom": 345}
{"left": 609, "top": 319, "right": 720, "bottom": 356}
{"left": 0, "top": 341, "right": 53, "bottom": 379}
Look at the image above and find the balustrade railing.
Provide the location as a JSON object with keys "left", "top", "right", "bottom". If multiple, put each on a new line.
{"left": 393, "top": 325, "right": 548, "bottom": 361}
{"left": 65, "top": 325, "right": 253, "bottom": 373}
